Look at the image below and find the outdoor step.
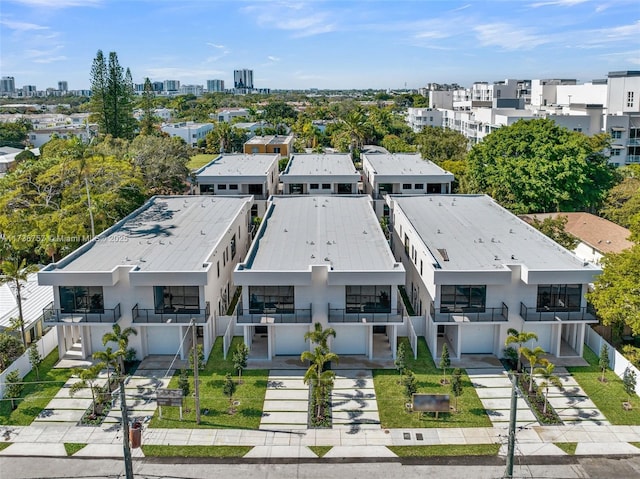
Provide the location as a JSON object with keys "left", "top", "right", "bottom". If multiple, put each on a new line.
{"left": 332, "top": 370, "right": 373, "bottom": 380}
{"left": 333, "top": 378, "right": 374, "bottom": 389}
{"left": 475, "top": 387, "right": 514, "bottom": 399}
{"left": 262, "top": 400, "right": 308, "bottom": 412}
{"left": 258, "top": 424, "right": 308, "bottom": 430}
{"left": 332, "top": 410, "right": 380, "bottom": 422}
{"left": 480, "top": 398, "right": 529, "bottom": 410}
{"left": 266, "top": 378, "right": 307, "bottom": 389}
{"left": 483, "top": 408, "right": 538, "bottom": 422}
{"left": 469, "top": 377, "right": 512, "bottom": 388}
{"left": 265, "top": 389, "right": 309, "bottom": 400}
{"left": 33, "top": 409, "right": 85, "bottom": 423}
{"left": 331, "top": 399, "right": 378, "bottom": 411}
{"left": 259, "top": 411, "right": 308, "bottom": 424}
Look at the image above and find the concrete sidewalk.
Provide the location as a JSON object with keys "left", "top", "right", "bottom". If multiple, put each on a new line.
{"left": 1, "top": 423, "right": 639, "bottom": 459}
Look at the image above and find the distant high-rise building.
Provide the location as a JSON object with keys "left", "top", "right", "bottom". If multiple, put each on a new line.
{"left": 234, "top": 69, "right": 253, "bottom": 90}
{"left": 207, "top": 79, "right": 225, "bottom": 92}
{"left": 22, "top": 85, "right": 37, "bottom": 97}
{"left": 58, "top": 81, "right": 68, "bottom": 92}
{"left": 179, "top": 84, "right": 204, "bottom": 96}
{"left": 1, "top": 76, "right": 16, "bottom": 95}
{"left": 152, "top": 81, "right": 164, "bottom": 92}
{"left": 164, "top": 79, "right": 180, "bottom": 92}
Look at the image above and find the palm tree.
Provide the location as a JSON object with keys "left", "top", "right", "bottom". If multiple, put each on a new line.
{"left": 70, "top": 362, "right": 106, "bottom": 417}
{"left": 339, "top": 110, "right": 367, "bottom": 160}
{"left": 92, "top": 346, "right": 119, "bottom": 387}
{"left": 505, "top": 328, "right": 539, "bottom": 372}
{"left": 301, "top": 346, "right": 339, "bottom": 419}
{"left": 0, "top": 258, "right": 39, "bottom": 348}
{"left": 521, "top": 346, "right": 547, "bottom": 392}
{"left": 102, "top": 324, "right": 137, "bottom": 375}
{"left": 304, "top": 322, "right": 336, "bottom": 353}
{"left": 533, "top": 360, "right": 562, "bottom": 414}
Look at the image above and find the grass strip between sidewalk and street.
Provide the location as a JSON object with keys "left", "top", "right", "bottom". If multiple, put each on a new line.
{"left": 0, "top": 442, "right": 11, "bottom": 452}
{"left": 308, "top": 445, "right": 332, "bottom": 457}
{"left": 388, "top": 444, "right": 500, "bottom": 457}
{"left": 567, "top": 346, "right": 640, "bottom": 425}
{"left": 149, "top": 337, "right": 268, "bottom": 429}
{"left": 0, "top": 348, "right": 75, "bottom": 426}
{"left": 64, "top": 443, "right": 87, "bottom": 456}
{"left": 374, "top": 337, "right": 492, "bottom": 428}
{"left": 141, "top": 445, "right": 252, "bottom": 457}
{"left": 554, "top": 442, "right": 577, "bottom": 455}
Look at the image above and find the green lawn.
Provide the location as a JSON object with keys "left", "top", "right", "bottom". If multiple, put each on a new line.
{"left": 373, "top": 338, "right": 491, "bottom": 428}
{"left": 149, "top": 337, "right": 268, "bottom": 429}
{"left": 0, "top": 348, "right": 74, "bottom": 425}
{"left": 64, "top": 443, "right": 87, "bottom": 456}
{"left": 0, "top": 443, "right": 11, "bottom": 452}
{"left": 142, "top": 445, "right": 252, "bottom": 457}
{"left": 308, "top": 445, "right": 332, "bottom": 457}
{"left": 188, "top": 154, "right": 216, "bottom": 171}
{"left": 554, "top": 442, "right": 577, "bottom": 455}
{"left": 388, "top": 444, "right": 500, "bottom": 457}
{"left": 567, "top": 346, "right": 640, "bottom": 425}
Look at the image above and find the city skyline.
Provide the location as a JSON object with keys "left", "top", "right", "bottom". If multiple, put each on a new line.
{"left": 0, "top": 0, "right": 638, "bottom": 91}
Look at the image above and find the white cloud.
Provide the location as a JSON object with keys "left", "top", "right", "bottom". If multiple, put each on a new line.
{"left": 474, "top": 23, "right": 550, "bottom": 50}
{"left": 33, "top": 55, "right": 67, "bottom": 64}
{"left": 7, "top": 0, "right": 102, "bottom": 7}
{"left": 242, "top": 2, "right": 337, "bottom": 37}
{"left": 267, "top": 56, "right": 280, "bottom": 62}
{"left": 0, "top": 19, "right": 48, "bottom": 31}
{"left": 529, "top": 0, "right": 589, "bottom": 7}
{"left": 206, "top": 43, "right": 225, "bottom": 49}
{"left": 144, "top": 66, "right": 226, "bottom": 80}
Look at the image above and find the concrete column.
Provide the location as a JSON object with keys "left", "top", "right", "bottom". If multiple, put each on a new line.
{"left": 268, "top": 325, "right": 273, "bottom": 359}
{"left": 80, "top": 326, "right": 89, "bottom": 359}
{"left": 57, "top": 325, "right": 65, "bottom": 359}
{"left": 368, "top": 325, "right": 373, "bottom": 360}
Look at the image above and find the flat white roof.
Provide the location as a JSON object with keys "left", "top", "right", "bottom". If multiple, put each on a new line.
{"left": 281, "top": 153, "right": 358, "bottom": 178}
{"left": 49, "top": 196, "right": 251, "bottom": 273}
{"left": 195, "top": 154, "right": 278, "bottom": 179}
{"left": 391, "top": 195, "right": 599, "bottom": 272}
{"left": 364, "top": 153, "right": 454, "bottom": 179}
{"left": 241, "top": 196, "right": 400, "bottom": 271}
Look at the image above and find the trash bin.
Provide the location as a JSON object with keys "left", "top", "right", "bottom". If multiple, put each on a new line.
{"left": 129, "top": 421, "right": 142, "bottom": 449}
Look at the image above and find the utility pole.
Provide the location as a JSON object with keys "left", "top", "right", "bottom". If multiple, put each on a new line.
{"left": 505, "top": 372, "right": 519, "bottom": 478}
{"left": 192, "top": 319, "right": 201, "bottom": 424}
{"left": 119, "top": 366, "right": 134, "bottom": 479}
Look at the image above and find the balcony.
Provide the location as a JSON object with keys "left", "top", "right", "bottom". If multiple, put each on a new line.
{"left": 430, "top": 303, "right": 508, "bottom": 323}
{"left": 43, "top": 301, "right": 121, "bottom": 324}
{"left": 132, "top": 302, "right": 210, "bottom": 324}
{"left": 329, "top": 308, "right": 402, "bottom": 323}
{"left": 236, "top": 307, "right": 312, "bottom": 324}
{"left": 519, "top": 302, "right": 597, "bottom": 322}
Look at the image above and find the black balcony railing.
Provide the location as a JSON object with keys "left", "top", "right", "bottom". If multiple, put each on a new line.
{"left": 132, "top": 302, "right": 210, "bottom": 324}
{"left": 430, "top": 303, "right": 509, "bottom": 323}
{"left": 43, "top": 301, "right": 121, "bottom": 324}
{"left": 519, "top": 302, "right": 597, "bottom": 322}
{"left": 236, "top": 307, "right": 312, "bottom": 324}
{"left": 329, "top": 308, "right": 402, "bottom": 323}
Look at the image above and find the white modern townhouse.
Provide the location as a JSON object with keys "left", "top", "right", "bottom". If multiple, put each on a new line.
{"left": 160, "top": 121, "right": 213, "bottom": 147}
{"left": 192, "top": 153, "right": 280, "bottom": 218}
{"left": 233, "top": 195, "right": 405, "bottom": 360}
{"left": 280, "top": 153, "right": 360, "bottom": 195}
{"left": 387, "top": 194, "right": 601, "bottom": 362}
{"left": 38, "top": 195, "right": 254, "bottom": 362}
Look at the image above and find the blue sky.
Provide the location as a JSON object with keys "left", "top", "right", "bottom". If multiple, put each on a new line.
{"left": 1, "top": 0, "right": 638, "bottom": 90}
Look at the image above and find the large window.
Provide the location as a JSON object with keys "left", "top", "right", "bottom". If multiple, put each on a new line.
{"left": 154, "top": 286, "right": 200, "bottom": 314}
{"left": 249, "top": 286, "right": 294, "bottom": 313}
{"left": 230, "top": 234, "right": 236, "bottom": 259}
{"left": 440, "top": 285, "right": 486, "bottom": 313}
{"left": 536, "top": 284, "right": 581, "bottom": 312}
{"left": 346, "top": 285, "right": 391, "bottom": 313}
{"left": 60, "top": 286, "right": 104, "bottom": 313}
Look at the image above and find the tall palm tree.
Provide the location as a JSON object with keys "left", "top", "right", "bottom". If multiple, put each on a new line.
{"left": 304, "top": 322, "right": 336, "bottom": 353}
{"left": 521, "top": 346, "right": 547, "bottom": 392}
{"left": 339, "top": 110, "right": 367, "bottom": 159}
{"left": 533, "top": 360, "right": 562, "bottom": 414}
{"left": 301, "top": 346, "right": 339, "bottom": 419}
{"left": 1, "top": 258, "right": 39, "bottom": 348}
{"left": 102, "top": 324, "right": 137, "bottom": 374}
{"left": 505, "top": 328, "right": 538, "bottom": 372}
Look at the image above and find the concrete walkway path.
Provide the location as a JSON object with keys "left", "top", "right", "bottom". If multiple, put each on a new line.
{"left": 259, "top": 370, "right": 309, "bottom": 430}
{"left": 467, "top": 367, "right": 537, "bottom": 428}
{"left": 331, "top": 369, "right": 380, "bottom": 431}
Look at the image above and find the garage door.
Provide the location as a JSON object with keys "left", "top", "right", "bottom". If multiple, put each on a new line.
{"left": 274, "top": 325, "right": 309, "bottom": 355}
{"left": 146, "top": 327, "right": 180, "bottom": 355}
{"left": 460, "top": 324, "right": 495, "bottom": 354}
{"left": 331, "top": 325, "right": 367, "bottom": 355}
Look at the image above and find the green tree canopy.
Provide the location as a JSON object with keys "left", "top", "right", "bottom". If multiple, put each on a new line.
{"left": 129, "top": 135, "right": 190, "bottom": 194}
{"left": 464, "top": 119, "right": 616, "bottom": 214}
{"left": 528, "top": 215, "right": 578, "bottom": 250}
{"left": 416, "top": 126, "right": 468, "bottom": 164}
{"left": 600, "top": 174, "right": 640, "bottom": 229}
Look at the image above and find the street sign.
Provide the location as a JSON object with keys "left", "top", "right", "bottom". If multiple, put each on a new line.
{"left": 156, "top": 388, "right": 183, "bottom": 407}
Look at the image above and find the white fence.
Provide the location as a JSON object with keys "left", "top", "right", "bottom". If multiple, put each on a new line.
{"left": 586, "top": 327, "right": 640, "bottom": 396}
{"left": 407, "top": 316, "right": 419, "bottom": 360}
{"left": 222, "top": 316, "right": 235, "bottom": 360}
{"left": 0, "top": 328, "right": 58, "bottom": 398}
